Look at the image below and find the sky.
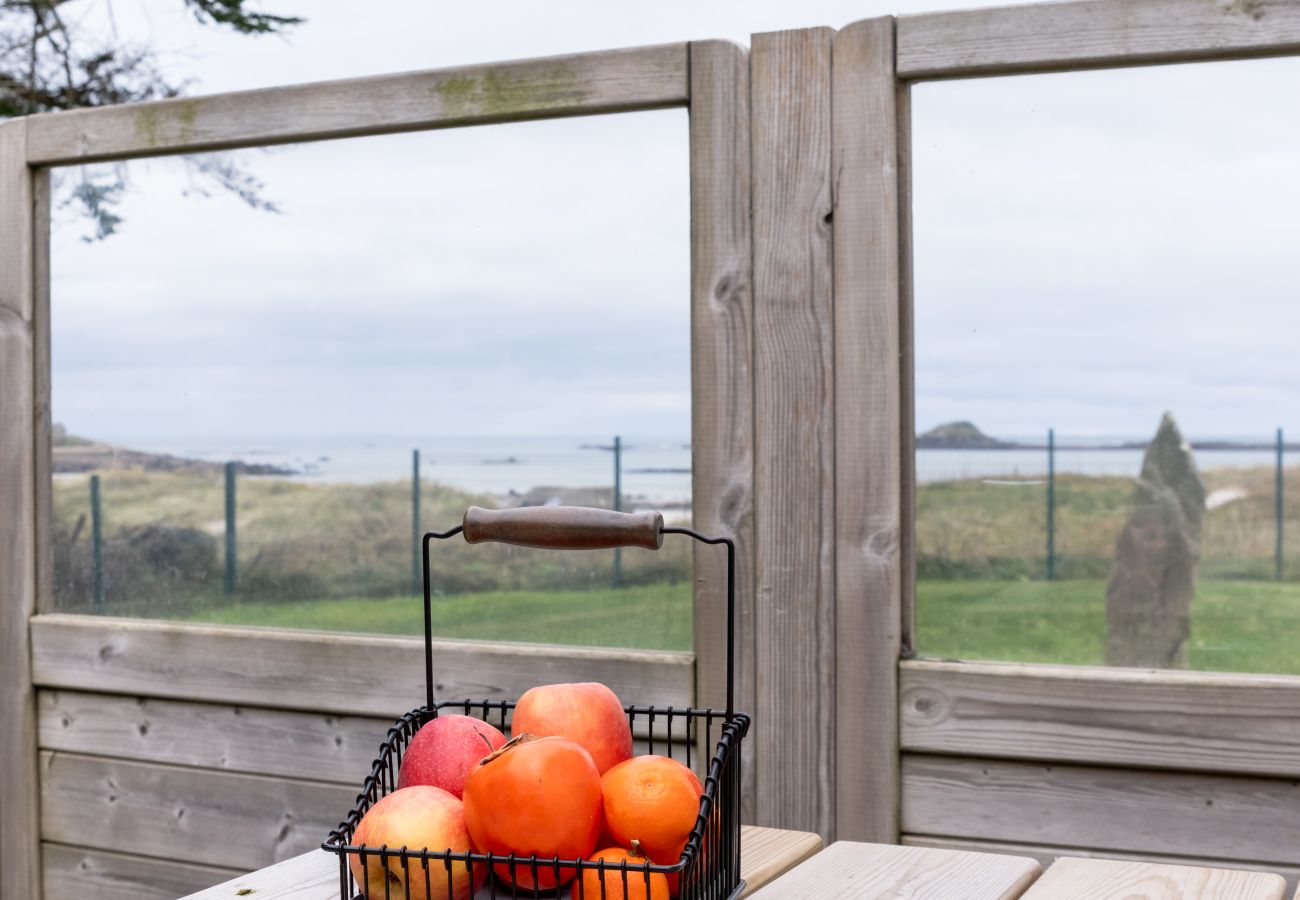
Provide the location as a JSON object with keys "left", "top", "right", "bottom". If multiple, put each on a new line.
{"left": 47, "top": 0, "right": 1300, "bottom": 443}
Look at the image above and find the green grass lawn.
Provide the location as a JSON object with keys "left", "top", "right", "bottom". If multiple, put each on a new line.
{"left": 917, "top": 578, "right": 1300, "bottom": 674}
{"left": 187, "top": 576, "right": 1300, "bottom": 675}
{"left": 187, "top": 582, "right": 694, "bottom": 651}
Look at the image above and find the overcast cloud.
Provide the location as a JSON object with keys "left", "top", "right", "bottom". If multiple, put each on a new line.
{"left": 48, "top": 0, "right": 1300, "bottom": 442}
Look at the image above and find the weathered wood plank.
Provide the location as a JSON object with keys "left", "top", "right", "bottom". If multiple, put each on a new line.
{"left": 37, "top": 690, "right": 392, "bottom": 784}
{"left": 900, "top": 659, "right": 1300, "bottom": 776}
{"left": 687, "top": 39, "right": 756, "bottom": 820}
{"left": 43, "top": 843, "right": 238, "bottom": 900}
{"left": 896, "top": 80, "right": 918, "bottom": 655}
{"left": 30, "top": 614, "right": 695, "bottom": 716}
{"left": 179, "top": 850, "right": 339, "bottom": 900}
{"left": 750, "top": 26, "right": 837, "bottom": 839}
{"left": 40, "top": 751, "right": 355, "bottom": 871}
{"left": 178, "top": 826, "right": 823, "bottom": 899}
{"left": 904, "top": 835, "right": 1300, "bottom": 894}
{"left": 1022, "top": 856, "right": 1286, "bottom": 900}
{"left": 897, "top": 0, "right": 1300, "bottom": 80}
{"left": 36, "top": 689, "right": 686, "bottom": 781}
{"left": 26, "top": 43, "right": 689, "bottom": 165}
{"left": 737, "top": 826, "right": 825, "bottom": 894}
{"left": 831, "top": 17, "right": 902, "bottom": 844}
{"left": 0, "top": 117, "right": 41, "bottom": 900}
{"left": 901, "top": 754, "right": 1300, "bottom": 865}
{"left": 32, "top": 169, "right": 52, "bottom": 617}
{"left": 748, "top": 840, "right": 1041, "bottom": 899}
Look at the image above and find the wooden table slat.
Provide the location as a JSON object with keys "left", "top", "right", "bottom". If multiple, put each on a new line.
{"left": 1023, "top": 857, "right": 1288, "bottom": 900}
{"left": 180, "top": 825, "right": 823, "bottom": 899}
{"left": 746, "top": 841, "right": 1041, "bottom": 900}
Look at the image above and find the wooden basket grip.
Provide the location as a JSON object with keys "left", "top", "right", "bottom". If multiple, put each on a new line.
{"left": 462, "top": 505, "right": 664, "bottom": 550}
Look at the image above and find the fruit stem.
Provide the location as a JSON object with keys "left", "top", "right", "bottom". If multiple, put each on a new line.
{"left": 629, "top": 839, "right": 644, "bottom": 860}
{"left": 478, "top": 733, "right": 537, "bottom": 766}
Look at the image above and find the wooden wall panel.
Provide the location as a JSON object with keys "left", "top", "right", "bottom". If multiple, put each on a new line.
{"left": 687, "top": 38, "right": 757, "bottom": 818}
{"left": 38, "top": 690, "right": 392, "bottom": 784}
{"left": 901, "top": 660, "right": 1300, "bottom": 777}
{"left": 897, "top": 0, "right": 1300, "bottom": 80}
{"left": 31, "top": 615, "right": 695, "bottom": 715}
{"left": 902, "top": 755, "right": 1300, "bottom": 865}
{"left": 750, "top": 26, "right": 837, "bottom": 838}
{"left": 40, "top": 752, "right": 354, "bottom": 871}
{"left": 830, "top": 17, "right": 902, "bottom": 843}
{"left": 27, "top": 44, "right": 689, "bottom": 164}
{"left": 0, "top": 116, "right": 41, "bottom": 900}
{"left": 43, "top": 844, "right": 237, "bottom": 900}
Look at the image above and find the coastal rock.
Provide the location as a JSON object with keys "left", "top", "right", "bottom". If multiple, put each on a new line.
{"left": 1105, "top": 413, "right": 1206, "bottom": 668}
{"left": 916, "top": 421, "right": 1012, "bottom": 450}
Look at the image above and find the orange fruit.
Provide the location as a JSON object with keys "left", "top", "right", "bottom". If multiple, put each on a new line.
{"left": 570, "top": 845, "right": 670, "bottom": 900}
{"left": 463, "top": 735, "right": 603, "bottom": 891}
{"left": 600, "top": 756, "right": 703, "bottom": 866}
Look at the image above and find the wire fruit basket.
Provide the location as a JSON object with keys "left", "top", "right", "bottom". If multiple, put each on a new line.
{"left": 322, "top": 505, "right": 750, "bottom": 900}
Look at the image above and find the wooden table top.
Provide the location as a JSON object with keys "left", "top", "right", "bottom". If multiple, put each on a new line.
{"left": 180, "top": 824, "right": 823, "bottom": 899}
{"left": 182, "top": 831, "right": 1292, "bottom": 900}
{"left": 749, "top": 842, "right": 1289, "bottom": 900}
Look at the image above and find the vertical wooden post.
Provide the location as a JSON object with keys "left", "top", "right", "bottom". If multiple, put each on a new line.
{"left": 751, "top": 26, "right": 837, "bottom": 838}
{"left": 832, "top": 17, "right": 903, "bottom": 843}
{"left": 687, "top": 40, "right": 757, "bottom": 821}
{"left": 0, "top": 117, "right": 44, "bottom": 900}
{"left": 897, "top": 80, "right": 918, "bottom": 656}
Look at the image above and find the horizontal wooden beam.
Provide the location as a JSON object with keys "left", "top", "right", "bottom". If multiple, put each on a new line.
{"left": 37, "top": 690, "right": 392, "bottom": 784}
{"left": 31, "top": 615, "right": 695, "bottom": 717}
{"left": 901, "top": 754, "right": 1300, "bottom": 865}
{"left": 36, "top": 688, "right": 690, "bottom": 784}
{"left": 901, "top": 835, "right": 1300, "bottom": 896}
{"left": 26, "top": 43, "right": 688, "bottom": 165}
{"left": 896, "top": 0, "right": 1300, "bottom": 80}
{"left": 900, "top": 659, "right": 1300, "bottom": 777}
{"left": 43, "top": 843, "right": 237, "bottom": 900}
{"left": 41, "top": 751, "right": 353, "bottom": 870}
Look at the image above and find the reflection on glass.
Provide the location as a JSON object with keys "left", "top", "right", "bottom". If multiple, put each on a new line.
{"left": 911, "top": 59, "right": 1300, "bottom": 674}
{"left": 50, "top": 112, "right": 692, "bottom": 650}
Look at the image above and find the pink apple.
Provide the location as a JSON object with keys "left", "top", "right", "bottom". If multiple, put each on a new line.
{"left": 510, "top": 682, "right": 633, "bottom": 774}
{"left": 349, "top": 786, "right": 484, "bottom": 900}
{"left": 398, "top": 714, "right": 507, "bottom": 798}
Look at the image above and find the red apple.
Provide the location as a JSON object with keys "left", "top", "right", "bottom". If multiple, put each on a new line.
{"left": 510, "top": 682, "right": 633, "bottom": 774}
{"left": 349, "top": 786, "right": 484, "bottom": 900}
{"left": 398, "top": 714, "right": 507, "bottom": 798}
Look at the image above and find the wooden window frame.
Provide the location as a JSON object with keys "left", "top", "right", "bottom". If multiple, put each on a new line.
{"left": 892, "top": 0, "right": 1300, "bottom": 863}
{"left": 2, "top": 40, "right": 755, "bottom": 899}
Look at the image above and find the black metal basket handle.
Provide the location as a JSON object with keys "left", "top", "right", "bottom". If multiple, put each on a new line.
{"left": 423, "top": 505, "right": 737, "bottom": 719}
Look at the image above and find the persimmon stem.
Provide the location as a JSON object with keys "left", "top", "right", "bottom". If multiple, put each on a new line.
{"left": 478, "top": 733, "right": 536, "bottom": 766}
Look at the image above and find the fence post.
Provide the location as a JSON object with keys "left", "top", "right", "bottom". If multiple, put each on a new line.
{"left": 613, "top": 435, "right": 622, "bottom": 588}
{"left": 412, "top": 448, "right": 421, "bottom": 594}
{"left": 90, "top": 474, "right": 104, "bottom": 613}
{"left": 1277, "top": 427, "right": 1284, "bottom": 582}
{"left": 224, "top": 462, "right": 237, "bottom": 596}
{"left": 1046, "top": 427, "right": 1056, "bottom": 581}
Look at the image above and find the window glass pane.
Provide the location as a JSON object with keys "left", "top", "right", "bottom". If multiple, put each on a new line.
{"left": 50, "top": 111, "right": 692, "bottom": 650}
{"left": 911, "top": 59, "right": 1300, "bottom": 674}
